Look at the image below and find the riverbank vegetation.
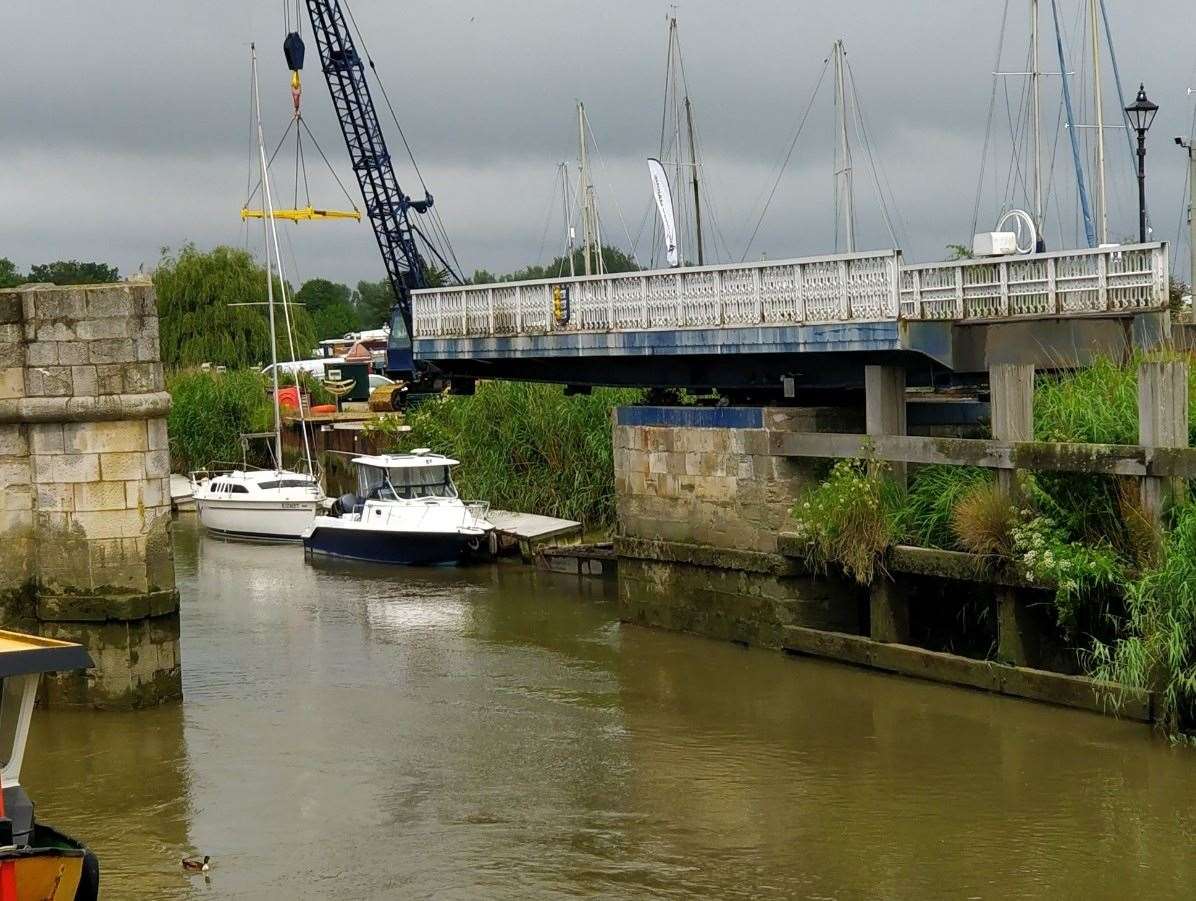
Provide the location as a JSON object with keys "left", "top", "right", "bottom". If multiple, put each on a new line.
{"left": 166, "top": 369, "right": 274, "bottom": 473}
{"left": 368, "top": 381, "right": 640, "bottom": 530}
{"left": 790, "top": 355, "right": 1196, "bottom": 735}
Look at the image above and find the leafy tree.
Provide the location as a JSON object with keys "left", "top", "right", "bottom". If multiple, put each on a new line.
{"left": 470, "top": 245, "right": 639, "bottom": 284}
{"left": 0, "top": 258, "right": 22, "bottom": 288}
{"left": 29, "top": 259, "right": 119, "bottom": 284}
{"left": 297, "top": 277, "right": 360, "bottom": 339}
{"left": 154, "top": 244, "right": 318, "bottom": 369}
{"left": 312, "top": 302, "right": 359, "bottom": 340}
{"left": 296, "top": 278, "right": 354, "bottom": 313}
{"left": 945, "top": 243, "right": 974, "bottom": 261}
{"left": 355, "top": 278, "right": 394, "bottom": 330}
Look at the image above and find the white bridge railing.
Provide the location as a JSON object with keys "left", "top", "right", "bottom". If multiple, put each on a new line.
{"left": 412, "top": 251, "right": 901, "bottom": 339}
{"left": 411, "top": 244, "right": 1169, "bottom": 339}
{"left": 899, "top": 243, "right": 1168, "bottom": 322}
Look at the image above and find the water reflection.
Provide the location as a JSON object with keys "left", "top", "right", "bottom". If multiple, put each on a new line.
{"left": 16, "top": 521, "right": 1196, "bottom": 898}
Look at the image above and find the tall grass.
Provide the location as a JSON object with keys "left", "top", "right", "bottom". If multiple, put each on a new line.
{"left": 167, "top": 369, "right": 274, "bottom": 473}
{"left": 375, "top": 382, "right": 640, "bottom": 530}
{"left": 901, "top": 465, "right": 991, "bottom": 548}
{"left": 1091, "top": 503, "right": 1196, "bottom": 732}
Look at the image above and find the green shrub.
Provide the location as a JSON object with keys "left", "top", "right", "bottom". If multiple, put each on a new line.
{"left": 370, "top": 382, "right": 640, "bottom": 530}
{"left": 791, "top": 458, "right": 905, "bottom": 585}
{"left": 167, "top": 369, "right": 274, "bottom": 473}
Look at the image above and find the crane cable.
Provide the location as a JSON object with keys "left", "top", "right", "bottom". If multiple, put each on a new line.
{"left": 339, "top": 0, "right": 465, "bottom": 283}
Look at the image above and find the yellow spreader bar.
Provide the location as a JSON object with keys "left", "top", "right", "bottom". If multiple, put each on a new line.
{"left": 240, "top": 206, "right": 362, "bottom": 222}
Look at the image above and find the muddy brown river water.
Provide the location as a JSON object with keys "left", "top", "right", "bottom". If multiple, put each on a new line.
{"left": 19, "top": 520, "right": 1196, "bottom": 898}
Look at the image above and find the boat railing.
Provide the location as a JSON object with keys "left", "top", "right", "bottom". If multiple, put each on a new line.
{"left": 463, "top": 501, "right": 490, "bottom": 525}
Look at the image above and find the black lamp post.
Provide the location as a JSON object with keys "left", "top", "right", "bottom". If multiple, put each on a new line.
{"left": 1125, "top": 84, "right": 1159, "bottom": 243}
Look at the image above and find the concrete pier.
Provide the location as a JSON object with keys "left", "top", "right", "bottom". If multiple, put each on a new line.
{"left": 0, "top": 281, "right": 181, "bottom": 707}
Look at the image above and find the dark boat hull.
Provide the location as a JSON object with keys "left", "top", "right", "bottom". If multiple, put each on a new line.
{"left": 303, "top": 526, "right": 480, "bottom": 566}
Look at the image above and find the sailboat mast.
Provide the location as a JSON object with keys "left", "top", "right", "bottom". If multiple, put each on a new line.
{"left": 833, "top": 40, "right": 856, "bottom": 253}
{"left": 684, "top": 96, "right": 704, "bottom": 266}
{"left": 1089, "top": 0, "right": 1108, "bottom": 244}
{"left": 251, "top": 46, "right": 284, "bottom": 471}
{"left": 1031, "top": 0, "right": 1044, "bottom": 241}
{"left": 669, "top": 18, "right": 686, "bottom": 266}
{"left": 561, "top": 162, "right": 576, "bottom": 277}
{"left": 577, "top": 101, "right": 594, "bottom": 276}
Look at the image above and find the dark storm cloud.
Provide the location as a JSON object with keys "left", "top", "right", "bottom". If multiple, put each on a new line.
{"left": 2, "top": 0, "right": 1193, "bottom": 284}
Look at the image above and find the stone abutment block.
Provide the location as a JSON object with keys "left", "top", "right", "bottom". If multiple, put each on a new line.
{"left": 0, "top": 282, "right": 180, "bottom": 708}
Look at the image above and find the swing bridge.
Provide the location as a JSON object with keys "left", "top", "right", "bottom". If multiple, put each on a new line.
{"left": 409, "top": 242, "right": 1171, "bottom": 395}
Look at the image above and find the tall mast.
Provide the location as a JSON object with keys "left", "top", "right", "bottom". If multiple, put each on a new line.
{"left": 671, "top": 18, "right": 685, "bottom": 265}
{"left": 833, "top": 39, "right": 856, "bottom": 253}
{"left": 1089, "top": 0, "right": 1108, "bottom": 244}
{"left": 251, "top": 46, "right": 284, "bottom": 470}
{"left": 1031, "top": 0, "right": 1043, "bottom": 241}
{"left": 577, "top": 101, "right": 594, "bottom": 276}
{"left": 684, "top": 96, "right": 704, "bottom": 265}
{"left": 561, "top": 162, "right": 576, "bottom": 277}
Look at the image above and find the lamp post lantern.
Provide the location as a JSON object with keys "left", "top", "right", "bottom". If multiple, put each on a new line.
{"left": 1124, "top": 84, "right": 1159, "bottom": 243}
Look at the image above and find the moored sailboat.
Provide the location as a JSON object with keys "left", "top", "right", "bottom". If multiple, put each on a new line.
{"left": 192, "top": 45, "right": 325, "bottom": 540}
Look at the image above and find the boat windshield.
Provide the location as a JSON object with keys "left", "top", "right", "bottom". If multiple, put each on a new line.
{"left": 356, "top": 464, "right": 458, "bottom": 500}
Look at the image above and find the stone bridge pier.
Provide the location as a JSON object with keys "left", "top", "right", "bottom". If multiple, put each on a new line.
{"left": 0, "top": 281, "right": 181, "bottom": 708}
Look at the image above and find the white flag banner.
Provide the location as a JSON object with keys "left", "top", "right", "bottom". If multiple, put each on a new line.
{"left": 647, "top": 158, "right": 680, "bottom": 267}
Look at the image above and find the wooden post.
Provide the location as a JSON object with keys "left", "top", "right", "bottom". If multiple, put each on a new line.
{"left": 865, "top": 365, "right": 907, "bottom": 485}
{"left": 870, "top": 578, "right": 910, "bottom": 644}
{"left": 1138, "top": 360, "right": 1190, "bottom": 524}
{"left": 990, "top": 363, "right": 1035, "bottom": 667}
{"left": 989, "top": 363, "right": 1035, "bottom": 501}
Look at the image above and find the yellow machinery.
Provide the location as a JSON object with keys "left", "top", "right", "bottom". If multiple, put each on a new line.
{"left": 241, "top": 206, "right": 361, "bottom": 222}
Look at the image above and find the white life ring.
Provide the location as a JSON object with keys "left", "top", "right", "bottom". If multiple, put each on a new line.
{"left": 996, "top": 209, "right": 1038, "bottom": 255}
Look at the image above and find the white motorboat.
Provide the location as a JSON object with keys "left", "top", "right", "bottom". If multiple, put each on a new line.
{"left": 302, "top": 451, "right": 492, "bottom": 565}
{"left": 192, "top": 467, "right": 322, "bottom": 540}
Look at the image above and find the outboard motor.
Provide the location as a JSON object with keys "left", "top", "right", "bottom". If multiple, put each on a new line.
{"left": 334, "top": 493, "right": 362, "bottom": 516}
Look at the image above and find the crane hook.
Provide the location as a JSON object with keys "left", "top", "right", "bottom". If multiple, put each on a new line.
{"left": 283, "top": 31, "right": 306, "bottom": 114}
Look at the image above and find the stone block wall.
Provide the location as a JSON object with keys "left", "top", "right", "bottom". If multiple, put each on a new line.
{"left": 613, "top": 406, "right": 868, "bottom": 647}
{"left": 614, "top": 406, "right": 862, "bottom": 553}
{"left": 0, "top": 282, "right": 181, "bottom": 707}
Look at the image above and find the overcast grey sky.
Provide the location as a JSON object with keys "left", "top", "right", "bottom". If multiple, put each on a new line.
{"left": 1, "top": 0, "right": 1193, "bottom": 285}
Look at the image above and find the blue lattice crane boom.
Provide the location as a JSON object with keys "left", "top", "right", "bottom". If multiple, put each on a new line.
{"left": 289, "top": 0, "right": 456, "bottom": 379}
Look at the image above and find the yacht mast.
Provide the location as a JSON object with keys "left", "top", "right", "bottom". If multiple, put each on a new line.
{"left": 833, "top": 39, "right": 856, "bottom": 253}
{"left": 684, "top": 96, "right": 704, "bottom": 265}
{"left": 1031, "top": 0, "right": 1043, "bottom": 242}
{"left": 1089, "top": 0, "right": 1108, "bottom": 244}
{"left": 251, "top": 46, "right": 284, "bottom": 471}
{"left": 560, "top": 162, "right": 576, "bottom": 277}
{"left": 576, "top": 102, "right": 602, "bottom": 276}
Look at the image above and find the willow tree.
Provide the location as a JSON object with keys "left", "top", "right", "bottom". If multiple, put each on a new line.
{"left": 154, "top": 244, "right": 319, "bottom": 369}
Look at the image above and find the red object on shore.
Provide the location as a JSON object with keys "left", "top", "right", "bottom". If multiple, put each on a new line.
{"left": 310, "top": 403, "right": 337, "bottom": 414}
{"left": 276, "top": 386, "right": 301, "bottom": 409}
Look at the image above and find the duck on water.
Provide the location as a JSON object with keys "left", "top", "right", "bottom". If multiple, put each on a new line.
{"left": 302, "top": 450, "right": 493, "bottom": 566}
